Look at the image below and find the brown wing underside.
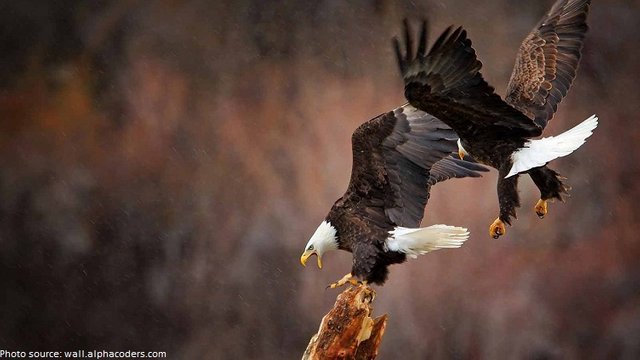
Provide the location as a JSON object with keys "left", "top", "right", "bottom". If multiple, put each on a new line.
{"left": 505, "top": 0, "right": 591, "bottom": 128}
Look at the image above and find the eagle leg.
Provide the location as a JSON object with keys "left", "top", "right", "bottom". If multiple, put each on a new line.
{"left": 327, "top": 273, "right": 366, "bottom": 289}
{"left": 494, "top": 169, "right": 520, "bottom": 238}
{"left": 528, "top": 166, "right": 571, "bottom": 218}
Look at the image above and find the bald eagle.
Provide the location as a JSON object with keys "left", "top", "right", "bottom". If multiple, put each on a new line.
{"left": 300, "top": 105, "right": 487, "bottom": 286}
{"left": 395, "top": 0, "right": 596, "bottom": 239}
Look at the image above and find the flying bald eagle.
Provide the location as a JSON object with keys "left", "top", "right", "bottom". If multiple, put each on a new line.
{"left": 395, "top": 0, "right": 596, "bottom": 239}
{"left": 300, "top": 105, "right": 488, "bottom": 287}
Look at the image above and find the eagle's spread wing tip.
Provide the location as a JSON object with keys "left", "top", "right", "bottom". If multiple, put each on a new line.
{"left": 505, "top": 0, "right": 592, "bottom": 128}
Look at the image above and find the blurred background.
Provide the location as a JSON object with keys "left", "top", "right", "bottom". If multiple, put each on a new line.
{"left": 1, "top": 0, "right": 638, "bottom": 358}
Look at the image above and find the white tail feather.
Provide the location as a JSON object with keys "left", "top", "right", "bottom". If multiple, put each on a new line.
{"left": 385, "top": 224, "right": 469, "bottom": 259}
{"left": 506, "top": 114, "right": 598, "bottom": 178}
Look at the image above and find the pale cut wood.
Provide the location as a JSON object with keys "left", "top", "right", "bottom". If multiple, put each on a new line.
{"left": 302, "top": 285, "right": 388, "bottom": 360}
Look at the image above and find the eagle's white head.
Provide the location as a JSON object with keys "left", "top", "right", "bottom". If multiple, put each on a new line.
{"left": 457, "top": 138, "right": 468, "bottom": 160}
{"left": 300, "top": 220, "right": 338, "bottom": 269}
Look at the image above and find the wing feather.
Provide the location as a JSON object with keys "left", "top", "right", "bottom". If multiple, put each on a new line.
{"left": 505, "top": 0, "right": 591, "bottom": 128}
{"left": 396, "top": 20, "right": 542, "bottom": 140}
{"left": 429, "top": 156, "right": 487, "bottom": 186}
{"left": 381, "top": 105, "right": 487, "bottom": 227}
{"left": 341, "top": 105, "right": 489, "bottom": 252}
{"left": 345, "top": 104, "right": 488, "bottom": 229}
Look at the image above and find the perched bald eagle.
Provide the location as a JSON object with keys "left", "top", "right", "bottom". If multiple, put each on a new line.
{"left": 395, "top": 0, "right": 596, "bottom": 239}
{"left": 300, "top": 105, "right": 488, "bottom": 286}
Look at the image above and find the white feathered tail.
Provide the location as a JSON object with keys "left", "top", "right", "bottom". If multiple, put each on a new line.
{"left": 385, "top": 225, "right": 469, "bottom": 259}
{"left": 506, "top": 114, "right": 598, "bottom": 178}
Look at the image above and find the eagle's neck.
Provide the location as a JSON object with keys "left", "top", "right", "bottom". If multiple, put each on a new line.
{"left": 311, "top": 220, "right": 339, "bottom": 253}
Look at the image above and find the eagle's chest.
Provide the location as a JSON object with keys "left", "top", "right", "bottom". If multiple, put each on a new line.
{"left": 331, "top": 208, "right": 393, "bottom": 253}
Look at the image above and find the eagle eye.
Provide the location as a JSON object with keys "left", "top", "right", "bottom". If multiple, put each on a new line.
{"left": 307, "top": 245, "right": 314, "bottom": 251}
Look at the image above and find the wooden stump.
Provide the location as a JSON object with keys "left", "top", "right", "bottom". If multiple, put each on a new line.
{"left": 302, "top": 285, "right": 388, "bottom": 360}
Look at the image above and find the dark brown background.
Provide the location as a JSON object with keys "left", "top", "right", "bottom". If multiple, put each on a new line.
{"left": 1, "top": 0, "right": 638, "bottom": 358}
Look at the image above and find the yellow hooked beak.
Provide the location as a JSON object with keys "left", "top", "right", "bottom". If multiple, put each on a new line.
{"left": 458, "top": 149, "right": 465, "bottom": 160}
{"left": 300, "top": 250, "right": 322, "bottom": 269}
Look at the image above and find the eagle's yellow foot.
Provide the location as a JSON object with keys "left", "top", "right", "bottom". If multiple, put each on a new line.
{"left": 326, "top": 273, "right": 365, "bottom": 289}
{"left": 535, "top": 199, "right": 548, "bottom": 219}
{"left": 489, "top": 218, "right": 506, "bottom": 239}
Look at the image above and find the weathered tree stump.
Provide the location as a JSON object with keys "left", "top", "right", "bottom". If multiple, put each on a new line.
{"left": 302, "top": 285, "right": 387, "bottom": 360}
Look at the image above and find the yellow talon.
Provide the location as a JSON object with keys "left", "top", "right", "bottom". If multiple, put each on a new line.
{"left": 326, "top": 273, "right": 364, "bottom": 289}
{"left": 489, "top": 218, "right": 506, "bottom": 239}
{"left": 535, "top": 199, "right": 548, "bottom": 219}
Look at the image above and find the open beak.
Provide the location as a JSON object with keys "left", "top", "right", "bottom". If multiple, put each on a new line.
{"left": 300, "top": 250, "right": 322, "bottom": 269}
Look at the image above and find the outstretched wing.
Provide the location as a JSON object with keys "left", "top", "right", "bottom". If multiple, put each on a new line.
{"left": 505, "top": 0, "right": 591, "bottom": 128}
{"left": 346, "top": 104, "right": 488, "bottom": 229}
{"left": 395, "top": 20, "right": 542, "bottom": 140}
